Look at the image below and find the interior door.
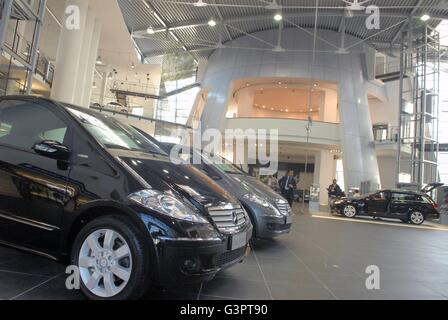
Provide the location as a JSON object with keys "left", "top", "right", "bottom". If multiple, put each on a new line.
{"left": 389, "top": 193, "right": 411, "bottom": 218}
{"left": 366, "top": 191, "right": 390, "bottom": 216}
{"left": 0, "top": 99, "right": 72, "bottom": 254}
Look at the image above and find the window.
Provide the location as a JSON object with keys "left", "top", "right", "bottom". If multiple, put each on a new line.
{"left": 0, "top": 100, "right": 68, "bottom": 150}
{"left": 66, "top": 106, "right": 166, "bottom": 155}
{"left": 372, "top": 191, "right": 388, "bottom": 200}
{"left": 392, "top": 193, "right": 412, "bottom": 201}
{"left": 392, "top": 193, "right": 425, "bottom": 202}
{"left": 336, "top": 159, "right": 345, "bottom": 191}
{"left": 202, "top": 152, "right": 245, "bottom": 175}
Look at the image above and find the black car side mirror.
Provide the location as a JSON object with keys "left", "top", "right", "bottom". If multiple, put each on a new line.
{"left": 33, "top": 140, "right": 71, "bottom": 161}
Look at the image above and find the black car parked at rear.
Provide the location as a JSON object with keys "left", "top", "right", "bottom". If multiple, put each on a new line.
{"left": 331, "top": 189, "right": 440, "bottom": 225}
{"left": 0, "top": 96, "right": 252, "bottom": 300}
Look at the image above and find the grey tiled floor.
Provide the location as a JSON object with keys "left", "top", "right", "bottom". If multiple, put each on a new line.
{"left": 1, "top": 207, "right": 448, "bottom": 300}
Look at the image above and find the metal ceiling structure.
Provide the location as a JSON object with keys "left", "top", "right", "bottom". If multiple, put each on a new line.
{"left": 117, "top": 0, "right": 448, "bottom": 62}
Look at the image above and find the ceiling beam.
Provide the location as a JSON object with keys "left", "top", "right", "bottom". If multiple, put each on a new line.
{"left": 390, "top": 0, "right": 426, "bottom": 44}
{"left": 141, "top": 0, "right": 198, "bottom": 62}
{"left": 132, "top": 10, "right": 447, "bottom": 36}
{"left": 142, "top": 47, "right": 216, "bottom": 58}
{"left": 210, "top": 0, "right": 232, "bottom": 42}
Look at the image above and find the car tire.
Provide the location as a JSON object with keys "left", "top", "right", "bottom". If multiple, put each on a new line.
{"left": 342, "top": 204, "right": 357, "bottom": 218}
{"left": 70, "top": 215, "right": 153, "bottom": 300}
{"left": 409, "top": 211, "right": 425, "bottom": 225}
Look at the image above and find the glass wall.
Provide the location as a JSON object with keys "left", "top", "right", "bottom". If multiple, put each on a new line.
{"left": 437, "top": 21, "right": 448, "bottom": 184}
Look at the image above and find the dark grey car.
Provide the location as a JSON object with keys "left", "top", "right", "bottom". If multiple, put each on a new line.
{"left": 165, "top": 145, "right": 294, "bottom": 239}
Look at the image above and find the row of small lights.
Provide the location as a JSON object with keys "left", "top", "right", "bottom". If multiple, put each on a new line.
{"left": 253, "top": 103, "right": 319, "bottom": 113}
{"left": 247, "top": 81, "right": 319, "bottom": 113}
{"left": 246, "top": 82, "right": 319, "bottom": 91}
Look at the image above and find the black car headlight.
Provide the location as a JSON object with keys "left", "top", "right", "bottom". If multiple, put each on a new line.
{"left": 243, "top": 194, "right": 282, "bottom": 216}
{"left": 128, "top": 189, "right": 209, "bottom": 224}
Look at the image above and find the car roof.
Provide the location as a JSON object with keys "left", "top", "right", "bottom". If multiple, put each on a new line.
{"left": 0, "top": 95, "right": 108, "bottom": 119}
{"left": 381, "top": 189, "right": 427, "bottom": 196}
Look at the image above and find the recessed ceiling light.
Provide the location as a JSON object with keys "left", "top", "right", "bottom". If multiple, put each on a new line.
{"left": 194, "top": 0, "right": 208, "bottom": 7}
{"left": 285, "top": 109, "right": 289, "bottom": 112}
{"left": 262, "top": 105, "right": 266, "bottom": 109}
{"left": 420, "top": 14, "right": 430, "bottom": 21}
{"left": 208, "top": 19, "right": 217, "bottom": 27}
{"left": 146, "top": 27, "right": 155, "bottom": 34}
{"left": 274, "top": 13, "right": 283, "bottom": 21}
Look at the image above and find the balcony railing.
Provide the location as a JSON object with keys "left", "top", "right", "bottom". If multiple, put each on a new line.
{"left": 373, "top": 126, "right": 400, "bottom": 143}
{"left": 2, "top": 25, "right": 54, "bottom": 86}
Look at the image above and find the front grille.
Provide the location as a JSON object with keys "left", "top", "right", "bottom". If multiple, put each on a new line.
{"left": 268, "top": 223, "right": 291, "bottom": 231}
{"left": 212, "top": 247, "right": 246, "bottom": 267}
{"left": 275, "top": 199, "right": 291, "bottom": 216}
{"left": 208, "top": 205, "right": 247, "bottom": 233}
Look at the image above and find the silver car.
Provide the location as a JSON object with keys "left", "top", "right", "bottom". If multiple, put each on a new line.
{"left": 168, "top": 146, "right": 294, "bottom": 239}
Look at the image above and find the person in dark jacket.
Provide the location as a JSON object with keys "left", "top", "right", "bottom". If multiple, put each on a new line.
{"left": 279, "top": 170, "right": 297, "bottom": 206}
{"left": 327, "top": 179, "right": 343, "bottom": 197}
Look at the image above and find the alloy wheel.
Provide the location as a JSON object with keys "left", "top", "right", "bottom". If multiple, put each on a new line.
{"left": 410, "top": 212, "right": 424, "bottom": 225}
{"left": 78, "top": 229, "right": 133, "bottom": 298}
{"left": 343, "top": 205, "right": 357, "bottom": 218}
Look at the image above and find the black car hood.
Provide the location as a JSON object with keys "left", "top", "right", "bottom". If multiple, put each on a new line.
{"left": 111, "top": 150, "right": 238, "bottom": 208}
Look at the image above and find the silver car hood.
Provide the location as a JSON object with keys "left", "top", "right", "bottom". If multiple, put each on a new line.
{"left": 216, "top": 172, "right": 286, "bottom": 203}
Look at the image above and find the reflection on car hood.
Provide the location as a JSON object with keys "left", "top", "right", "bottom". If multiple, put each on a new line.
{"left": 226, "top": 173, "right": 285, "bottom": 203}
{"left": 111, "top": 150, "right": 238, "bottom": 208}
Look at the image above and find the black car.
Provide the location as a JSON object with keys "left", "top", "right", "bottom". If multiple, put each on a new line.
{"left": 0, "top": 96, "right": 252, "bottom": 300}
{"left": 331, "top": 189, "right": 440, "bottom": 225}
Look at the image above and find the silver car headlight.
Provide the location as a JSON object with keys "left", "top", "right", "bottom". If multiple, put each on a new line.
{"left": 243, "top": 194, "right": 282, "bottom": 216}
{"left": 128, "top": 189, "right": 209, "bottom": 224}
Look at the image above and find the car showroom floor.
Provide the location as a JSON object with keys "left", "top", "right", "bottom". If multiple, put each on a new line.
{"left": 1, "top": 205, "right": 448, "bottom": 300}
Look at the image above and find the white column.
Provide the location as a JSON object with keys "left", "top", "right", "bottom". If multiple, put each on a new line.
{"left": 99, "top": 71, "right": 107, "bottom": 105}
{"left": 50, "top": 0, "right": 88, "bottom": 103}
{"left": 339, "top": 81, "right": 380, "bottom": 192}
{"left": 314, "top": 150, "right": 335, "bottom": 206}
{"left": 81, "top": 18, "right": 101, "bottom": 107}
{"left": 74, "top": 10, "right": 95, "bottom": 105}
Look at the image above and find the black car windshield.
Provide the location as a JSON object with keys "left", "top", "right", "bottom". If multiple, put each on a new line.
{"left": 65, "top": 106, "right": 167, "bottom": 155}
{"left": 202, "top": 152, "right": 245, "bottom": 175}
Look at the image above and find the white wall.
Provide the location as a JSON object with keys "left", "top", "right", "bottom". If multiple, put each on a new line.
{"left": 377, "top": 156, "right": 397, "bottom": 189}
{"left": 369, "top": 80, "right": 399, "bottom": 127}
